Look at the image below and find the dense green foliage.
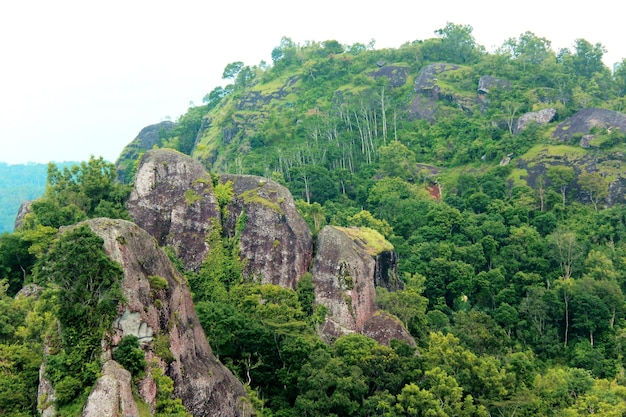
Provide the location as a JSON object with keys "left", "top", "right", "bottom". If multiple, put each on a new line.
{"left": 4, "top": 22, "right": 626, "bottom": 416}
{"left": 36, "top": 224, "right": 124, "bottom": 409}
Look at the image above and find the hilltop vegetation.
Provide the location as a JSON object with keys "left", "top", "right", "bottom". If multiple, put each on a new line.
{"left": 3, "top": 23, "right": 626, "bottom": 416}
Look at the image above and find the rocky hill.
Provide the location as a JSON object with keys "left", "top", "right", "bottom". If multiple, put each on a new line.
{"left": 127, "top": 149, "right": 408, "bottom": 345}
{"left": 38, "top": 218, "right": 248, "bottom": 417}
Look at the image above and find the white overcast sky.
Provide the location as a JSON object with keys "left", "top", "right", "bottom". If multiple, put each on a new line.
{"left": 1, "top": 0, "right": 624, "bottom": 165}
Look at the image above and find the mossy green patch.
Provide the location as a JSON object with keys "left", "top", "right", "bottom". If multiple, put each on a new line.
{"left": 335, "top": 226, "right": 394, "bottom": 256}
{"left": 184, "top": 189, "right": 202, "bottom": 205}
{"left": 241, "top": 188, "right": 283, "bottom": 214}
{"left": 509, "top": 168, "right": 529, "bottom": 187}
{"left": 522, "top": 144, "right": 588, "bottom": 161}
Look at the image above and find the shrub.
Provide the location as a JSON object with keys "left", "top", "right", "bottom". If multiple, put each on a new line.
{"left": 113, "top": 335, "right": 146, "bottom": 376}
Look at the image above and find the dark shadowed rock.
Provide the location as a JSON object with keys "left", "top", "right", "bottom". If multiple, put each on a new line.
{"left": 369, "top": 65, "right": 409, "bottom": 88}
{"left": 608, "top": 177, "right": 626, "bottom": 206}
{"left": 115, "top": 121, "right": 177, "bottom": 183}
{"left": 552, "top": 108, "right": 626, "bottom": 142}
{"left": 411, "top": 63, "right": 461, "bottom": 120}
{"left": 127, "top": 149, "right": 220, "bottom": 272}
{"left": 515, "top": 108, "right": 556, "bottom": 133}
{"left": 220, "top": 174, "right": 313, "bottom": 289}
{"left": 80, "top": 218, "right": 247, "bottom": 417}
{"left": 312, "top": 226, "right": 413, "bottom": 346}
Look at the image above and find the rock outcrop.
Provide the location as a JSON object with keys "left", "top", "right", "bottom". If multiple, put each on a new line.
{"left": 79, "top": 218, "right": 248, "bottom": 417}
{"left": 312, "top": 226, "right": 413, "bottom": 346}
{"left": 477, "top": 75, "right": 511, "bottom": 94}
{"left": 515, "top": 108, "right": 556, "bottom": 133}
{"left": 13, "top": 200, "right": 32, "bottom": 231}
{"left": 115, "top": 121, "right": 177, "bottom": 183}
{"left": 220, "top": 174, "right": 313, "bottom": 288}
{"left": 411, "top": 63, "right": 462, "bottom": 121}
{"left": 552, "top": 108, "right": 626, "bottom": 143}
{"left": 127, "top": 150, "right": 313, "bottom": 287}
{"left": 127, "top": 149, "right": 220, "bottom": 272}
{"left": 83, "top": 360, "right": 138, "bottom": 417}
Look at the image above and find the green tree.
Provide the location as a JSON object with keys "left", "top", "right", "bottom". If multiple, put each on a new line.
{"left": 113, "top": 335, "right": 146, "bottom": 376}
{"left": 546, "top": 165, "right": 575, "bottom": 209}
{"left": 578, "top": 171, "right": 608, "bottom": 211}
{"left": 434, "top": 22, "right": 484, "bottom": 64}
{"left": 222, "top": 61, "right": 244, "bottom": 80}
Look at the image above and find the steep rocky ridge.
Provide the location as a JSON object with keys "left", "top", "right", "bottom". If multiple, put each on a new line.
{"left": 312, "top": 226, "right": 413, "bottom": 345}
{"left": 77, "top": 218, "right": 247, "bottom": 417}
{"left": 220, "top": 174, "right": 313, "bottom": 288}
{"left": 127, "top": 148, "right": 220, "bottom": 272}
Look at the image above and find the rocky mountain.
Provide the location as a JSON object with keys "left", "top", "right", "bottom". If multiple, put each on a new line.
{"left": 127, "top": 149, "right": 407, "bottom": 344}
{"left": 39, "top": 218, "right": 248, "bottom": 417}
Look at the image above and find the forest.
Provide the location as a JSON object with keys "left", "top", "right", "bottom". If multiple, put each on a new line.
{"left": 3, "top": 22, "right": 626, "bottom": 416}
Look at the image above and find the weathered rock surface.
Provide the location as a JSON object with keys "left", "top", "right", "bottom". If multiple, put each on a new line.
{"left": 362, "top": 311, "right": 415, "bottom": 347}
{"left": 13, "top": 200, "right": 32, "bottom": 231}
{"left": 477, "top": 75, "right": 511, "bottom": 94}
{"left": 221, "top": 174, "right": 313, "bottom": 288}
{"left": 312, "top": 226, "right": 412, "bottom": 345}
{"left": 411, "top": 63, "right": 462, "bottom": 121}
{"left": 127, "top": 149, "right": 220, "bottom": 272}
{"left": 115, "top": 121, "right": 177, "bottom": 183}
{"left": 369, "top": 65, "right": 410, "bottom": 88}
{"left": 552, "top": 108, "right": 626, "bottom": 142}
{"left": 515, "top": 108, "right": 556, "bottom": 133}
{"left": 83, "top": 360, "right": 138, "bottom": 417}
{"left": 79, "top": 218, "right": 247, "bottom": 417}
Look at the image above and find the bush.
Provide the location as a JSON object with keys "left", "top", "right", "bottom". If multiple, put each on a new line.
{"left": 113, "top": 335, "right": 146, "bottom": 376}
{"left": 54, "top": 376, "right": 82, "bottom": 406}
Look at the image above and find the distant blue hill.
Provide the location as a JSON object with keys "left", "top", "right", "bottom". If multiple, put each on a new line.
{"left": 0, "top": 162, "right": 78, "bottom": 233}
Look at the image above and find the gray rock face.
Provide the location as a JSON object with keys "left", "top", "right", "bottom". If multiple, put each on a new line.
{"left": 552, "top": 108, "right": 626, "bottom": 142}
{"left": 411, "top": 63, "right": 462, "bottom": 121}
{"left": 221, "top": 174, "right": 313, "bottom": 289}
{"left": 83, "top": 360, "right": 138, "bottom": 417}
{"left": 312, "top": 226, "right": 413, "bottom": 346}
{"left": 515, "top": 108, "right": 556, "bottom": 133}
{"left": 477, "top": 75, "right": 511, "bottom": 94}
{"left": 80, "top": 218, "right": 247, "bottom": 417}
{"left": 127, "top": 149, "right": 220, "bottom": 272}
{"left": 13, "top": 200, "right": 32, "bottom": 231}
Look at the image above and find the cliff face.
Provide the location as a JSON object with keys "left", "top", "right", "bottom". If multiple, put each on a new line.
{"left": 80, "top": 218, "right": 247, "bottom": 417}
{"left": 128, "top": 149, "right": 313, "bottom": 288}
{"left": 312, "top": 226, "right": 413, "bottom": 346}
{"left": 127, "top": 149, "right": 220, "bottom": 272}
{"left": 220, "top": 174, "right": 313, "bottom": 288}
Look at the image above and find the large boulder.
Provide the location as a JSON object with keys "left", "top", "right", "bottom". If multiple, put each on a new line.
{"left": 515, "top": 108, "right": 556, "bottom": 133}
{"left": 311, "top": 226, "right": 412, "bottom": 345}
{"left": 80, "top": 218, "right": 248, "bottom": 417}
{"left": 552, "top": 108, "right": 626, "bottom": 143}
{"left": 127, "top": 149, "right": 220, "bottom": 272}
{"left": 82, "top": 361, "right": 138, "bottom": 417}
{"left": 220, "top": 174, "right": 313, "bottom": 289}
